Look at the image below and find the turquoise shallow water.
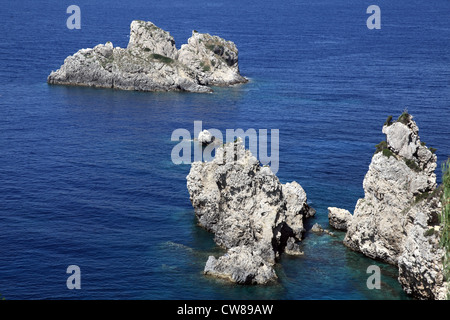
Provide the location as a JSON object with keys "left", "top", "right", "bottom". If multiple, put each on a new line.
{"left": 0, "top": 0, "right": 449, "bottom": 299}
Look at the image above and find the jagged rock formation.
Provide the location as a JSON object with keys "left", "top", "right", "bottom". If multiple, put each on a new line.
{"left": 178, "top": 31, "right": 246, "bottom": 86}
{"left": 47, "top": 20, "right": 247, "bottom": 93}
{"left": 127, "top": 20, "right": 178, "bottom": 59}
{"left": 186, "top": 139, "right": 314, "bottom": 284}
{"left": 340, "top": 113, "right": 447, "bottom": 299}
{"left": 398, "top": 191, "right": 448, "bottom": 300}
{"left": 344, "top": 113, "right": 437, "bottom": 264}
{"left": 328, "top": 207, "right": 352, "bottom": 231}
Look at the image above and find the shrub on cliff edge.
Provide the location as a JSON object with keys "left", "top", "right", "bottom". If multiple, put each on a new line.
{"left": 397, "top": 111, "right": 411, "bottom": 125}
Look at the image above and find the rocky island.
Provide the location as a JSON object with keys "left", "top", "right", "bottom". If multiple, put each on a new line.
{"left": 186, "top": 138, "right": 315, "bottom": 284}
{"left": 48, "top": 20, "right": 247, "bottom": 93}
{"left": 184, "top": 113, "right": 449, "bottom": 298}
{"left": 329, "top": 113, "right": 449, "bottom": 300}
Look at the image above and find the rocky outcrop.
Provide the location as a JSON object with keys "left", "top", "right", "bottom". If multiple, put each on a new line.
{"left": 328, "top": 207, "right": 352, "bottom": 231}
{"left": 127, "top": 20, "right": 178, "bottom": 59}
{"left": 48, "top": 20, "right": 247, "bottom": 93}
{"left": 310, "top": 223, "right": 334, "bottom": 236}
{"left": 344, "top": 113, "right": 437, "bottom": 265}
{"left": 341, "top": 113, "right": 447, "bottom": 299}
{"left": 186, "top": 138, "right": 313, "bottom": 284}
{"left": 204, "top": 246, "right": 277, "bottom": 285}
{"left": 197, "top": 130, "right": 215, "bottom": 145}
{"left": 398, "top": 191, "right": 448, "bottom": 300}
{"left": 178, "top": 31, "right": 247, "bottom": 86}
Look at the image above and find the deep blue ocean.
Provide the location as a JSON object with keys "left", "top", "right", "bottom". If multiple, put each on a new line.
{"left": 0, "top": 0, "right": 449, "bottom": 300}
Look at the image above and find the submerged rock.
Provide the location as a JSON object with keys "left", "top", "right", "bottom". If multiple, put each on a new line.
{"left": 204, "top": 246, "right": 277, "bottom": 285}
{"left": 310, "top": 223, "right": 334, "bottom": 236}
{"left": 339, "top": 113, "right": 447, "bottom": 299}
{"left": 186, "top": 138, "right": 313, "bottom": 284}
{"left": 47, "top": 20, "right": 247, "bottom": 93}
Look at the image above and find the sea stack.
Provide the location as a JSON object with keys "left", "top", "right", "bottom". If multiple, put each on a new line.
{"left": 47, "top": 20, "right": 247, "bottom": 93}
{"left": 331, "top": 113, "right": 448, "bottom": 299}
{"left": 186, "top": 138, "right": 314, "bottom": 284}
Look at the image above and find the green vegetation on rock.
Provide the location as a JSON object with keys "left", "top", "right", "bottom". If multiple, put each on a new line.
{"left": 415, "top": 191, "right": 430, "bottom": 203}
{"left": 375, "top": 140, "right": 395, "bottom": 158}
{"left": 397, "top": 111, "right": 411, "bottom": 125}
{"left": 424, "top": 228, "right": 436, "bottom": 237}
{"left": 421, "top": 141, "right": 437, "bottom": 154}
{"left": 375, "top": 140, "right": 388, "bottom": 154}
{"left": 404, "top": 158, "right": 421, "bottom": 172}
{"left": 383, "top": 148, "right": 395, "bottom": 158}
{"left": 200, "top": 61, "right": 211, "bottom": 72}
{"left": 384, "top": 115, "right": 393, "bottom": 126}
{"left": 205, "top": 41, "right": 227, "bottom": 57}
{"left": 151, "top": 53, "right": 174, "bottom": 64}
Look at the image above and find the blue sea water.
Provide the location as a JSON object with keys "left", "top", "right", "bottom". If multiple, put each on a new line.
{"left": 0, "top": 0, "right": 449, "bottom": 300}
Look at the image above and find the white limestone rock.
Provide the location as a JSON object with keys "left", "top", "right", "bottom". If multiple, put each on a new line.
{"left": 339, "top": 113, "right": 447, "bottom": 299}
{"left": 398, "top": 192, "right": 448, "bottom": 300}
{"left": 204, "top": 246, "right": 277, "bottom": 285}
{"left": 328, "top": 207, "right": 352, "bottom": 231}
{"left": 344, "top": 114, "right": 437, "bottom": 265}
{"left": 48, "top": 21, "right": 247, "bottom": 93}
{"left": 187, "top": 139, "right": 312, "bottom": 284}
{"left": 197, "top": 130, "right": 215, "bottom": 145}
{"left": 178, "top": 31, "right": 248, "bottom": 86}
{"left": 127, "top": 20, "right": 178, "bottom": 59}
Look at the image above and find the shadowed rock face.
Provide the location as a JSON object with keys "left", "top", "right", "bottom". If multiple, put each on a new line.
{"left": 186, "top": 139, "right": 313, "bottom": 284}
{"left": 398, "top": 192, "right": 448, "bottom": 300}
{"left": 178, "top": 31, "right": 247, "bottom": 86}
{"left": 47, "top": 20, "right": 247, "bottom": 93}
{"left": 340, "top": 113, "right": 447, "bottom": 299}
